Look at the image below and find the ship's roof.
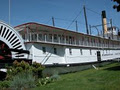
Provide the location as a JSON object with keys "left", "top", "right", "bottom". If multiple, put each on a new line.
{"left": 15, "top": 22, "right": 101, "bottom": 38}
{"left": 14, "top": 22, "right": 120, "bottom": 42}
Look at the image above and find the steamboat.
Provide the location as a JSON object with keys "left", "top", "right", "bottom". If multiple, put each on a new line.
{"left": 0, "top": 10, "right": 120, "bottom": 67}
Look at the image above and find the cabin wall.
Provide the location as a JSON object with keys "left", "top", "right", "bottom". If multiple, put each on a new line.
{"left": 25, "top": 43, "right": 120, "bottom": 65}
{"left": 101, "top": 49, "right": 120, "bottom": 61}
{"left": 25, "top": 43, "right": 66, "bottom": 64}
{"left": 65, "top": 48, "right": 97, "bottom": 64}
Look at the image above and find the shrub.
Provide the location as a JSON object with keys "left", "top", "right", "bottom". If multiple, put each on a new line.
{"left": 0, "top": 80, "right": 10, "bottom": 89}
{"left": 10, "top": 71, "right": 36, "bottom": 90}
{"left": 32, "top": 62, "right": 45, "bottom": 78}
{"left": 36, "top": 73, "right": 60, "bottom": 86}
{"left": 5, "top": 60, "right": 45, "bottom": 89}
{"left": 6, "top": 60, "right": 45, "bottom": 80}
{"left": 36, "top": 77, "right": 52, "bottom": 86}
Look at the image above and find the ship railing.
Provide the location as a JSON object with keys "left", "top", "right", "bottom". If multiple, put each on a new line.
{"left": 23, "top": 38, "right": 120, "bottom": 49}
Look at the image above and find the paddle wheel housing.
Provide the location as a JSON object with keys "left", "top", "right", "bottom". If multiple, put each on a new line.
{"left": 0, "top": 21, "right": 27, "bottom": 60}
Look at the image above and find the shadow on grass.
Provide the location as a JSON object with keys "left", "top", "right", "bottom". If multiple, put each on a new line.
{"left": 105, "top": 66, "right": 120, "bottom": 71}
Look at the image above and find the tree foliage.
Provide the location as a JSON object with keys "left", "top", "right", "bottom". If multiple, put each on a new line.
{"left": 112, "top": 0, "right": 120, "bottom": 12}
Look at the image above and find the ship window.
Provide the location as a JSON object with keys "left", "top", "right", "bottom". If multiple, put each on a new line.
{"left": 38, "top": 34, "right": 42, "bottom": 40}
{"left": 31, "top": 34, "right": 34, "bottom": 40}
{"left": 69, "top": 36, "right": 72, "bottom": 44}
{"left": 35, "top": 34, "right": 37, "bottom": 40}
{"left": 90, "top": 49, "right": 92, "bottom": 55}
{"left": 58, "top": 35, "right": 61, "bottom": 40}
{"left": 94, "top": 39, "right": 95, "bottom": 44}
{"left": 82, "top": 37, "right": 84, "bottom": 45}
{"left": 49, "top": 34, "right": 52, "bottom": 39}
{"left": 82, "top": 37, "right": 84, "bottom": 41}
{"left": 80, "top": 49, "right": 83, "bottom": 55}
{"left": 66, "top": 36, "right": 68, "bottom": 41}
{"left": 87, "top": 37, "right": 89, "bottom": 43}
{"left": 54, "top": 48, "right": 57, "bottom": 54}
{"left": 62, "top": 35, "right": 64, "bottom": 40}
{"left": 42, "top": 47, "right": 46, "bottom": 54}
{"left": 29, "top": 34, "right": 31, "bottom": 41}
{"left": 69, "top": 48, "right": 72, "bottom": 55}
{"left": 44, "top": 34, "right": 47, "bottom": 40}
{"left": 54, "top": 34, "right": 57, "bottom": 40}
{"left": 92, "top": 38, "right": 94, "bottom": 43}
{"left": 103, "top": 40, "right": 105, "bottom": 46}
{"left": 72, "top": 37, "right": 75, "bottom": 42}
{"left": 31, "top": 34, "right": 37, "bottom": 41}
{"left": 88, "top": 38, "right": 90, "bottom": 43}
{"left": 22, "top": 34, "right": 25, "bottom": 40}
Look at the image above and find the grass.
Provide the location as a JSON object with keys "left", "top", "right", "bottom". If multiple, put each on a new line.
{"left": 32, "top": 62, "right": 120, "bottom": 90}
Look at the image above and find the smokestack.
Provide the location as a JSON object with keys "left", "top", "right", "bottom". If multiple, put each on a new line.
{"left": 102, "top": 10, "right": 108, "bottom": 37}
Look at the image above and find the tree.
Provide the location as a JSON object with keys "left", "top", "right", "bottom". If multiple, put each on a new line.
{"left": 112, "top": 0, "right": 120, "bottom": 12}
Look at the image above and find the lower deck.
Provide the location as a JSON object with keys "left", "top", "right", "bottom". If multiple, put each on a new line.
{"left": 25, "top": 42, "right": 120, "bottom": 65}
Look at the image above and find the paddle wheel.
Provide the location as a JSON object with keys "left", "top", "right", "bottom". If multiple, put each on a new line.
{"left": 0, "top": 21, "right": 32, "bottom": 67}
{"left": 0, "top": 40, "right": 11, "bottom": 60}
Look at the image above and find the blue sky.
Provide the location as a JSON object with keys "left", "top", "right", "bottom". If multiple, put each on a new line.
{"left": 0, "top": 0, "right": 120, "bottom": 34}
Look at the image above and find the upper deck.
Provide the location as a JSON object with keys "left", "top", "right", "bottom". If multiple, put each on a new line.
{"left": 14, "top": 22, "right": 120, "bottom": 49}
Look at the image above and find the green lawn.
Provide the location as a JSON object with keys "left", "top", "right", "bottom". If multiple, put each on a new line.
{"left": 33, "top": 62, "right": 120, "bottom": 90}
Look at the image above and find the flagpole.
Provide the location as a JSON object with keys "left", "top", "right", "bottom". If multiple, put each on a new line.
{"left": 9, "top": 0, "right": 11, "bottom": 25}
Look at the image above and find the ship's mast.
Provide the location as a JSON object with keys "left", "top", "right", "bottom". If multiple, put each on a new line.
{"left": 76, "top": 21, "right": 78, "bottom": 32}
{"left": 52, "top": 17, "right": 55, "bottom": 26}
{"left": 83, "top": 5, "right": 89, "bottom": 35}
{"left": 110, "top": 19, "right": 113, "bottom": 39}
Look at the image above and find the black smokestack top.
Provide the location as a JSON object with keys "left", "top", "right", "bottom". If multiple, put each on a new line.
{"left": 101, "top": 10, "right": 107, "bottom": 36}
{"left": 102, "top": 10, "right": 106, "bottom": 18}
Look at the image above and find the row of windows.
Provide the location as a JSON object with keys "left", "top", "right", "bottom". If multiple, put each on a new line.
{"left": 69, "top": 48, "right": 91, "bottom": 55}
{"left": 42, "top": 47, "right": 57, "bottom": 54}
{"left": 42, "top": 47, "right": 90, "bottom": 55}
{"left": 42, "top": 46, "right": 118, "bottom": 56}
{"left": 69, "top": 49, "right": 116, "bottom": 56}
{"left": 30, "top": 33, "right": 75, "bottom": 41}
{"left": 23, "top": 33, "right": 120, "bottom": 48}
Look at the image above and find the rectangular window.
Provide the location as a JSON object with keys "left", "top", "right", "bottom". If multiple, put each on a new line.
{"left": 38, "top": 34, "right": 42, "bottom": 40}
{"left": 49, "top": 34, "right": 52, "bottom": 39}
{"left": 87, "top": 37, "right": 89, "bottom": 43}
{"left": 31, "top": 34, "right": 34, "bottom": 40}
{"left": 58, "top": 35, "right": 61, "bottom": 40}
{"left": 22, "top": 34, "right": 25, "bottom": 39}
{"left": 73, "top": 37, "right": 75, "bottom": 42}
{"left": 44, "top": 34, "right": 47, "bottom": 40}
{"left": 31, "top": 34, "right": 37, "bottom": 41}
{"left": 54, "top": 48, "right": 57, "bottom": 54}
{"left": 62, "top": 35, "right": 64, "bottom": 40}
{"left": 69, "top": 48, "right": 72, "bottom": 55}
{"left": 42, "top": 47, "right": 46, "bottom": 54}
{"left": 90, "top": 49, "right": 92, "bottom": 55}
{"left": 66, "top": 36, "right": 68, "bottom": 41}
{"left": 54, "top": 34, "right": 57, "bottom": 40}
{"left": 103, "top": 50, "right": 104, "bottom": 55}
{"left": 35, "top": 34, "right": 37, "bottom": 40}
{"left": 80, "top": 49, "right": 83, "bottom": 55}
{"left": 69, "top": 36, "right": 72, "bottom": 44}
{"left": 94, "top": 39, "right": 95, "bottom": 44}
{"left": 81, "top": 37, "right": 84, "bottom": 45}
{"left": 91, "top": 38, "right": 93, "bottom": 46}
